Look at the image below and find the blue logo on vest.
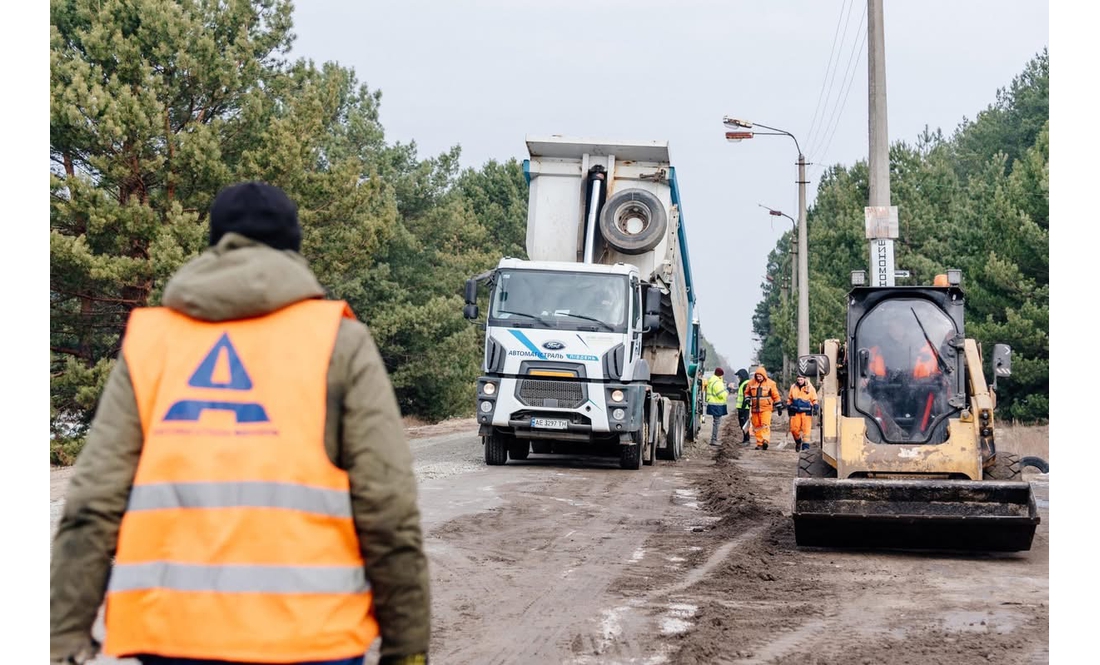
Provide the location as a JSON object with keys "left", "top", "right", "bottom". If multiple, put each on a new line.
{"left": 163, "top": 333, "right": 270, "bottom": 423}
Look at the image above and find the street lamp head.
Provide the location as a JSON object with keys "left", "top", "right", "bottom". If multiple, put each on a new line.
{"left": 725, "top": 131, "right": 753, "bottom": 142}
{"left": 768, "top": 210, "right": 783, "bottom": 217}
{"left": 723, "top": 116, "right": 753, "bottom": 129}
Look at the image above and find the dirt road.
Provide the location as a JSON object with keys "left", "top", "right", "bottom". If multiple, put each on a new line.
{"left": 50, "top": 419, "right": 1049, "bottom": 664}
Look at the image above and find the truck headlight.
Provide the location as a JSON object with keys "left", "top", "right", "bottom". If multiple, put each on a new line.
{"left": 610, "top": 389, "right": 625, "bottom": 403}
{"left": 612, "top": 408, "right": 626, "bottom": 421}
{"left": 482, "top": 382, "right": 497, "bottom": 396}
{"left": 479, "top": 401, "right": 493, "bottom": 413}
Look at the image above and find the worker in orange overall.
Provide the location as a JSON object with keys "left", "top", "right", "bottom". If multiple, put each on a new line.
{"left": 50, "top": 182, "right": 430, "bottom": 665}
{"left": 787, "top": 373, "right": 819, "bottom": 451}
{"left": 745, "top": 366, "right": 783, "bottom": 450}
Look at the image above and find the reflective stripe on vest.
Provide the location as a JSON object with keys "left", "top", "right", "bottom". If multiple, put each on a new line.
{"left": 108, "top": 561, "right": 370, "bottom": 594}
{"left": 124, "top": 481, "right": 354, "bottom": 518}
{"left": 105, "top": 299, "right": 377, "bottom": 662}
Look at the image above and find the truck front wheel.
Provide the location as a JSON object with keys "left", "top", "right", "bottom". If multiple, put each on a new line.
{"left": 621, "top": 421, "right": 647, "bottom": 470}
{"left": 485, "top": 431, "right": 510, "bottom": 466}
{"left": 620, "top": 439, "right": 642, "bottom": 470}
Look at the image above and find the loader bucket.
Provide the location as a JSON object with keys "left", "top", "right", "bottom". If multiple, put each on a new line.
{"left": 792, "top": 478, "right": 1039, "bottom": 552}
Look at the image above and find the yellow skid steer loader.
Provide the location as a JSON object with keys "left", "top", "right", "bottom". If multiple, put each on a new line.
{"left": 792, "top": 271, "right": 1039, "bottom": 552}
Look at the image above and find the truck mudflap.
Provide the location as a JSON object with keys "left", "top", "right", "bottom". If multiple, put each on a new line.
{"left": 791, "top": 478, "right": 1040, "bottom": 552}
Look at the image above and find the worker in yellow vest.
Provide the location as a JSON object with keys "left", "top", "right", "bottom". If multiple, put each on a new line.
{"left": 50, "top": 183, "right": 429, "bottom": 665}
{"left": 704, "top": 367, "right": 730, "bottom": 446}
{"left": 733, "top": 368, "right": 751, "bottom": 444}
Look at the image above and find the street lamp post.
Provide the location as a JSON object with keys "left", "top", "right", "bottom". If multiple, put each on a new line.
{"left": 724, "top": 117, "right": 810, "bottom": 358}
{"left": 760, "top": 205, "right": 797, "bottom": 386}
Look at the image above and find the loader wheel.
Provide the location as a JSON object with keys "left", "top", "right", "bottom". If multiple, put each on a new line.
{"left": 797, "top": 446, "right": 837, "bottom": 479}
{"left": 508, "top": 440, "right": 530, "bottom": 460}
{"left": 598, "top": 188, "right": 668, "bottom": 255}
{"left": 484, "top": 431, "right": 510, "bottom": 466}
{"left": 984, "top": 452, "right": 1023, "bottom": 481}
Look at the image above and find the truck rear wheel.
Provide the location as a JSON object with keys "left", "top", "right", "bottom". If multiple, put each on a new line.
{"left": 670, "top": 401, "right": 685, "bottom": 460}
{"left": 598, "top": 188, "right": 668, "bottom": 255}
{"left": 984, "top": 452, "right": 1023, "bottom": 481}
{"left": 485, "top": 432, "right": 509, "bottom": 466}
{"left": 658, "top": 401, "right": 685, "bottom": 461}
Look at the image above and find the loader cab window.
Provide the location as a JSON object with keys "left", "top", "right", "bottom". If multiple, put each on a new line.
{"left": 853, "top": 299, "right": 959, "bottom": 444}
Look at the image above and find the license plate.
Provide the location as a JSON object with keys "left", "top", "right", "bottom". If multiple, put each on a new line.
{"left": 531, "top": 417, "right": 569, "bottom": 430}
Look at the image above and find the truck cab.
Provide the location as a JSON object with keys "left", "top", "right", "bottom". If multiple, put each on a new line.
{"left": 471, "top": 259, "right": 657, "bottom": 461}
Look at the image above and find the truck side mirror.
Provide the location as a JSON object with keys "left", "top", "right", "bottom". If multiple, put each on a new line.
{"left": 464, "top": 279, "right": 478, "bottom": 305}
{"left": 992, "top": 344, "right": 1012, "bottom": 378}
{"left": 644, "top": 285, "right": 662, "bottom": 316}
{"left": 857, "top": 348, "right": 870, "bottom": 378}
{"left": 643, "top": 313, "right": 660, "bottom": 332}
{"left": 797, "top": 354, "right": 831, "bottom": 378}
{"left": 463, "top": 304, "right": 479, "bottom": 320}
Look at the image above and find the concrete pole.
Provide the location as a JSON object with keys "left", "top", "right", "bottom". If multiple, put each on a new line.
{"left": 781, "top": 269, "right": 789, "bottom": 388}
{"left": 796, "top": 154, "right": 809, "bottom": 357}
{"left": 868, "top": 0, "right": 891, "bottom": 207}
{"left": 867, "top": 0, "right": 896, "bottom": 286}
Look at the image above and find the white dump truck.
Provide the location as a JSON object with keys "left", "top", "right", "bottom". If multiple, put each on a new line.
{"left": 463, "top": 136, "right": 706, "bottom": 469}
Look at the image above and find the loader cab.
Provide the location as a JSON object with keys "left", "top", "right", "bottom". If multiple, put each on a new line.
{"left": 846, "top": 285, "right": 966, "bottom": 445}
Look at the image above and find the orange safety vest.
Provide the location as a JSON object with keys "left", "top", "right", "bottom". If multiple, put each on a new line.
{"left": 104, "top": 299, "right": 378, "bottom": 662}
{"left": 745, "top": 379, "right": 781, "bottom": 412}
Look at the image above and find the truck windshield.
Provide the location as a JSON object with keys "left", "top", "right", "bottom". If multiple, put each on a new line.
{"left": 853, "top": 298, "right": 959, "bottom": 444}
{"left": 489, "top": 270, "right": 629, "bottom": 331}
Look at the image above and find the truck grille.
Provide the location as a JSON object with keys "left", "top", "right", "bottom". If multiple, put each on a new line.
{"left": 517, "top": 379, "right": 586, "bottom": 408}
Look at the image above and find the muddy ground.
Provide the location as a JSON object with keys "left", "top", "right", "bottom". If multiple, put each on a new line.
{"left": 421, "top": 420, "right": 1049, "bottom": 665}
{"left": 51, "top": 418, "right": 1049, "bottom": 664}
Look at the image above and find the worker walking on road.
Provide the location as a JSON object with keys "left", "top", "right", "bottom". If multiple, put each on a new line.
{"left": 733, "top": 368, "right": 751, "bottom": 444}
{"left": 704, "top": 367, "right": 730, "bottom": 446}
{"left": 50, "top": 182, "right": 430, "bottom": 665}
{"left": 745, "top": 366, "right": 783, "bottom": 450}
{"left": 787, "top": 373, "right": 819, "bottom": 451}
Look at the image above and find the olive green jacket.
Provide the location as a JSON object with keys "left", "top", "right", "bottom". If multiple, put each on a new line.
{"left": 50, "top": 233, "right": 430, "bottom": 661}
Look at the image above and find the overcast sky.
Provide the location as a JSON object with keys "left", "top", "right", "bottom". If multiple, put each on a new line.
{"left": 289, "top": 0, "right": 1048, "bottom": 370}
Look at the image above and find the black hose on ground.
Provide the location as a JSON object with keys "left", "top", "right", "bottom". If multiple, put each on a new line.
{"left": 1019, "top": 456, "right": 1049, "bottom": 474}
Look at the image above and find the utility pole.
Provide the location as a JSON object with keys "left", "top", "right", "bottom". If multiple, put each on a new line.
{"left": 866, "top": 0, "right": 898, "bottom": 286}
{"left": 796, "top": 154, "right": 808, "bottom": 356}
{"left": 780, "top": 272, "right": 789, "bottom": 386}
